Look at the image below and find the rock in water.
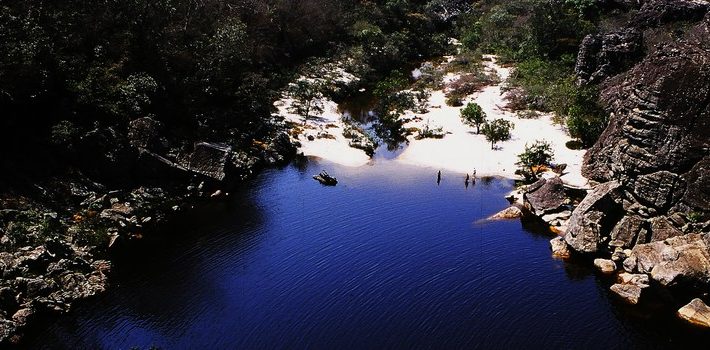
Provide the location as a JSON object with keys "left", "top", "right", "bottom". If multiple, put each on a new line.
{"left": 611, "top": 272, "right": 650, "bottom": 304}
{"left": 488, "top": 206, "right": 523, "bottom": 220}
{"left": 550, "top": 237, "right": 571, "bottom": 258}
{"left": 610, "top": 284, "right": 644, "bottom": 305}
{"left": 594, "top": 258, "right": 617, "bottom": 274}
{"left": 678, "top": 298, "right": 710, "bottom": 328}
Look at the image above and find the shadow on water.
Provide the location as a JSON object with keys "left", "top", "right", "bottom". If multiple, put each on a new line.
{"left": 25, "top": 159, "right": 710, "bottom": 350}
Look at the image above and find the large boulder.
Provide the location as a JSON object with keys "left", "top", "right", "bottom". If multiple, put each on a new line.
{"left": 626, "top": 233, "right": 710, "bottom": 286}
{"left": 184, "top": 142, "right": 233, "bottom": 181}
{"left": 523, "top": 177, "right": 568, "bottom": 216}
{"left": 565, "top": 181, "right": 624, "bottom": 253}
{"left": 609, "top": 215, "right": 646, "bottom": 248}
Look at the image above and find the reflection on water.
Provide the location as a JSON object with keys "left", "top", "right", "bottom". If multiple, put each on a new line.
{"left": 28, "top": 160, "right": 710, "bottom": 350}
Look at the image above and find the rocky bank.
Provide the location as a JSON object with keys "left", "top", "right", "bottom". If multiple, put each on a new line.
{"left": 0, "top": 117, "right": 297, "bottom": 345}
{"left": 559, "top": 0, "right": 710, "bottom": 320}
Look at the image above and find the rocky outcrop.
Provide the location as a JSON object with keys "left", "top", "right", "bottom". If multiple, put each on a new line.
{"left": 678, "top": 298, "right": 710, "bottom": 328}
{"left": 624, "top": 233, "right": 710, "bottom": 287}
{"left": 632, "top": 0, "right": 709, "bottom": 28}
{"left": 575, "top": 30, "right": 644, "bottom": 85}
{"left": 583, "top": 15, "right": 710, "bottom": 219}
{"left": 566, "top": 5, "right": 710, "bottom": 308}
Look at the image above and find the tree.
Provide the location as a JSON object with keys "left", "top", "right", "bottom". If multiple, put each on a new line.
{"left": 516, "top": 140, "right": 554, "bottom": 182}
{"left": 481, "top": 119, "right": 514, "bottom": 149}
{"left": 460, "top": 102, "right": 487, "bottom": 134}
{"left": 288, "top": 80, "right": 325, "bottom": 124}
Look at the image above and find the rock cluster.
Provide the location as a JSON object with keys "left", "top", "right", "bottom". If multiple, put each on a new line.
{"left": 563, "top": 1, "right": 710, "bottom": 313}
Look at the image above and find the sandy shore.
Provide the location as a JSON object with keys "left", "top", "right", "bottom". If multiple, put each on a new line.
{"left": 278, "top": 55, "right": 589, "bottom": 188}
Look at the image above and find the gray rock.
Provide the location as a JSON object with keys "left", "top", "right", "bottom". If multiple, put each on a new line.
{"left": 565, "top": 181, "right": 624, "bottom": 253}
{"left": 629, "top": 233, "right": 710, "bottom": 286}
{"left": 524, "top": 177, "right": 567, "bottom": 216}
{"left": 576, "top": 29, "right": 643, "bottom": 85}
{"left": 649, "top": 216, "right": 684, "bottom": 242}
{"left": 678, "top": 298, "right": 710, "bottom": 328}
{"left": 609, "top": 215, "right": 646, "bottom": 248}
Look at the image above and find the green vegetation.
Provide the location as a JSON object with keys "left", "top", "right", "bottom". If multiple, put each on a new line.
{"left": 516, "top": 140, "right": 555, "bottom": 182}
{"left": 481, "top": 119, "right": 514, "bottom": 149}
{"left": 460, "top": 102, "right": 487, "bottom": 134}
{"left": 455, "top": 0, "right": 608, "bottom": 147}
{"left": 0, "top": 0, "right": 453, "bottom": 180}
{"left": 288, "top": 80, "right": 325, "bottom": 125}
{"left": 373, "top": 71, "right": 416, "bottom": 146}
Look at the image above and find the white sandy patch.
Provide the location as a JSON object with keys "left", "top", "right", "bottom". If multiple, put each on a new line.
{"left": 279, "top": 55, "right": 589, "bottom": 188}
{"left": 396, "top": 56, "right": 588, "bottom": 188}
{"left": 276, "top": 98, "right": 371, "bottom": 167}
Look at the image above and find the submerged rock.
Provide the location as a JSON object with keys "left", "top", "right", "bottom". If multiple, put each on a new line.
{"left": 678, "top": 298, "right": 710, "bottom": 328}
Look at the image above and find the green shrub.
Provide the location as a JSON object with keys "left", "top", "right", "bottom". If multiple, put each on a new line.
{"left": 516, "top": 140, "right": 555, "bottom": 182}
{"left": 460, "top": 102, "right": 487, "bottom": 134}
{"left": 446, "top": 95, "right": 463, "bottom": 107}
{"left": 481, "top": 119, "right": 514, "bottom": 149}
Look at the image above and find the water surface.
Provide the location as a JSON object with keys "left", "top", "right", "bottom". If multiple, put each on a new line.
{"left": 30, "top": 160, "right": 710, "bottom": 349}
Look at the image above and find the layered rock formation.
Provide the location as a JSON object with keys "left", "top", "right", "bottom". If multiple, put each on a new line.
{"left": 563, "top": 0, "right": 710, "bottom": 315}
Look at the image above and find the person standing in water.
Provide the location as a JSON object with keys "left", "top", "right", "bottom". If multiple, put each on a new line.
{"left": 437, "top": 170, "right": 441, "bottom": 185}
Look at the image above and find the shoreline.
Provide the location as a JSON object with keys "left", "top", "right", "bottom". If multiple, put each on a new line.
{"left": 278, "top": 55, "right": 589, "bottom": 189}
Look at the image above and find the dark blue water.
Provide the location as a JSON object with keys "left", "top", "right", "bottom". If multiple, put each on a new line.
{"left": 30, "top": 160, "right": 710, "bottom": 349}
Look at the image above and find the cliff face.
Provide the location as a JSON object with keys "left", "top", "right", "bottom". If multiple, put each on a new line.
{"left": 565, "top": 2, "right": 710, "bottom": 285}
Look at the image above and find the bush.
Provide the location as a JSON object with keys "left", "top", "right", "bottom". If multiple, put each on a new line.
{"left": 460, "top": 102, "right": 487, "bottom": 134}
{"left": 446, "top": 95, "right": 463, "bottom": 107}
{"left": 481, "top": 118, "right": 514, "bottom": 149}
{"left": 516, "top": 140, "right": 555, "bottom": 182}
{"left": 415, "top": 123, "right": 445, "bottom": 140}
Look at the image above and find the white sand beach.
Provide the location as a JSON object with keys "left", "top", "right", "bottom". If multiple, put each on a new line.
{"left": 277, "top": 55, "right": 589, "bottom": 188}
